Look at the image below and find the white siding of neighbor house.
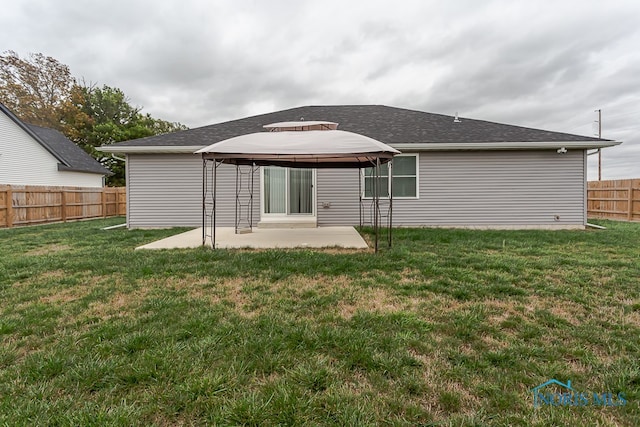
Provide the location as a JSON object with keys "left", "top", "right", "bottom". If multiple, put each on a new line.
{"left": 126, "top": 154, "right": 257, "bottom": 228}
{"left": 126, "top": 150, "right": 586, "bottom": 229}
{"left": 0, "top": 111, "right": 103, "bottom": 187}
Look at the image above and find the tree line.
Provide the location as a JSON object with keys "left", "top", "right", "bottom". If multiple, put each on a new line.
{"left": 0, "top": 51, "right": 187, "bottom": 186}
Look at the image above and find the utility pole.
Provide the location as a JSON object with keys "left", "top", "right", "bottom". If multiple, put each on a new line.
{"left": 596, "top": 109, "right": 602, "bottom": 181}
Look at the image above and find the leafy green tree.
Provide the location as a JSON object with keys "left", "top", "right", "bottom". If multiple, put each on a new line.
{"left": 63, "top": 84, "right": 187, "bottom": 186}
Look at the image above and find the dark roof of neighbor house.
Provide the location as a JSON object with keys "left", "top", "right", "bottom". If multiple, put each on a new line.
{"left": 26, "top": 125, "right": 112, "bottom": 175}
{"left": 104, "top": 105, "right": 610, "bottom": 148}
{"left": 0, "top": 103, "right": 111, "bottom": 175}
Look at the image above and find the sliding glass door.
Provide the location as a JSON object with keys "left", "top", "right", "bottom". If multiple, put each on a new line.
{"left": 288, "top": 168, "right": 313, "bottom": 214}
{"left": 264, "top": 167, "right": 287, "bottom": 214}
{"left": 263, "top": 167, "right": 314, "bottom": 216}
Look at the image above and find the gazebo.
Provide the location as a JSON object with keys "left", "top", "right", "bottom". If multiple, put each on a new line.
{"left": 196, "top": 121, "right": 400, "bottom": 252}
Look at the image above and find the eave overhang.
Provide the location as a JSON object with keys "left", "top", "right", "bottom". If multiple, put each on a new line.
{"left": 98, "top": 140, "right": 621, "bottom": 154}
{"left": 391, "top": 140, "right": 621, "bottom": 151}
{"left": 97, "top": 145, "right": 205, "bottom": 154}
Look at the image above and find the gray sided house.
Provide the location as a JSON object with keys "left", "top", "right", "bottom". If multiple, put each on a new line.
{"left": 99, "top": 105, "right": 619, "bottom": 230}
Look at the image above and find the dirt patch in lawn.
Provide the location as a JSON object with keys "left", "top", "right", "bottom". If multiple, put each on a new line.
{"left": 270, "top": 274, "right": 353, "bottom": 292}
{"left": 162, "top": 275, "right": 213, "bottom": 297}
{"left": 523, "top": 295, "right": 587, "bottom": 326}
{"left": 128, "top": 271, "right": 432, "bottom": 320}
{"left": 86, "top": 289, "right": 149, "bottom": 320}
{"left": 39, "top": 269, "right": 68, "bottom": 279}
{"left": 271, "top": 274, "right": 425, "bottom": 319}
{"left": 11, "top": 269, "right": 67, "bottom": 289}
{"left": 216, "top": 277, "right": 254, "bottom": 316}
{"left": 625, "top": 310, "right": 640, "bottom": 327}
{"left": 338, "top": 287, "right": 411, "bottom": 319}
{"left": 437, "top": 296, "right": 587, "bottom": 329}
{"left": 39, "top": 286, "right": 90, "bottom": 304}
{"left": 156, "top": 275, "right": 257, "bottom": 317}
{"left": 26, "top": 244, "right": 72, "bottom": 256}
{"left": 38, "top": 274, "right": 106, "bottom": 305}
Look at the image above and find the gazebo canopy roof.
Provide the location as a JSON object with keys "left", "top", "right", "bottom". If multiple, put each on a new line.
{"left": 196, "top": 129, "right": 400, "bottom": 168}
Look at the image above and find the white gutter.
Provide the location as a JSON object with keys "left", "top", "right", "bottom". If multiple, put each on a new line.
{"left": 391, "top": 140, "right": 621, "bottom": 151}
{"left": 97, "top": 140, "right": 621, "bottom": 154}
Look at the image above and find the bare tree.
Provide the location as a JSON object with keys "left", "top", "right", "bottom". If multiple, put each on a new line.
{"left": 0, "top": 50, "right": 75, "bottom": 129}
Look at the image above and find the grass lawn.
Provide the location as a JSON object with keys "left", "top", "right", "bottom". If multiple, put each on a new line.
{"left": 0, "top": 218, "right": 639, "bottom": 426}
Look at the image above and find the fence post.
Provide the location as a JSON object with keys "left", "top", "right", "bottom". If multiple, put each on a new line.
{"left": 61, "top": 188, "right": 67, "bottom": 222}
{"left": 5, "top": 187, "right": 13, "bottom": 228}
{"left": 628, "top": 181, "right": 634, "bottom": 221}
{"left": 114, "top": 188, "right": 119, "bottom": 217}
{"left": 101, "top": 189, "right": 107, "bottom": 218}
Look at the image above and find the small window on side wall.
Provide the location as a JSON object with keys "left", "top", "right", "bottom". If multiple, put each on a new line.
{"left": 363, "top": 154, "right": 418, "bottom": 198}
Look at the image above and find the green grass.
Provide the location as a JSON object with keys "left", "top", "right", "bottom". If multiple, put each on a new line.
{"left": 0, "top": 218, "right": 639, "bottom": 426}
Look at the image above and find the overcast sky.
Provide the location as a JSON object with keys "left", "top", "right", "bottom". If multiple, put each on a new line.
{"left": 2, "top": 0, "right": 639, "bottom": 179}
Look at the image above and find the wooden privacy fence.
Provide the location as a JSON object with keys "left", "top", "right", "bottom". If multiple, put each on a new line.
{"left": 0, "top": 185, "right": 126, "bottom": 228}
{"left": 587, "top": 179, "right": 640, "bottom": 222}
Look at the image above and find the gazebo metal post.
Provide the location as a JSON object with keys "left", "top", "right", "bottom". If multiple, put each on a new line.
{"left": 250, "top": 163, "right": 256, "bottom": 228}
{"left": 388, "top": 160, "right": 393, "bottom": 248}
{"left": 374, "top": 157, "right": 380, "bottom": 253}
{"left": 202, "top": 159, "right": 206, "bottom": 246}
{"left": 212, "top": 159, "right": 217, "bottom": 249}
{"left": 202, "top": 157, "right": 218, "bottom": 249}
{"left": 358, "top": 168, "right": 363, "bottom": 229}
{"left": 234, "top": 165, "right": 239, "bottom": 233}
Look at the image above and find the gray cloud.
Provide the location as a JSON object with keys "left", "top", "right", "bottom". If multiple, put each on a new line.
{"left": 1, "top": 0, "right": 639, "bottom": 178}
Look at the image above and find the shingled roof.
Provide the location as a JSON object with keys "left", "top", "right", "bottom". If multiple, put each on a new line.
{"left": 26, "top": 125, "right": 112, "bottom": 175}
{"left": 0, "top": 103, "right": 110, "bottom": 176}
{"left": 102, "top": 105, "right": 611, "bottom": 149}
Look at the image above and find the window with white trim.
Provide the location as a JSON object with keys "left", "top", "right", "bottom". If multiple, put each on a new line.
{"left": 363, "top": 154, "right": 418, "bottom": 198}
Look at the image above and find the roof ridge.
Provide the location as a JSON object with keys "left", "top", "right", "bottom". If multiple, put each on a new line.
{"left": 205, "top": 104, "right": 442, "bottom": 125}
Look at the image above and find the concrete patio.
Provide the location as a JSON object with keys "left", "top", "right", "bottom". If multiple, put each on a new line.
{"left": 136, "top": 226, "right": 369, "bottom": 250}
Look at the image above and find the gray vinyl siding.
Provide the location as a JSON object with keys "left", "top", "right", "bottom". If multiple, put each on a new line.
{"left": 315, "top": 150, "right": 586, "bottom": 227}
{"left": 127, "top": 154, "right": 254, "bottom": 228}
{"left": 316, "top": 168, "right": 361, "bottom": 226}
{"left": 127, "top": 150, "right": 586, "bottom": 229}
{"left": 408, "top": 150, "right": 586, "bottom": 226}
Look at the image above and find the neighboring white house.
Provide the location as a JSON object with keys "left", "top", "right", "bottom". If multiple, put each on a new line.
{"left": 0, "top": 103, "right": 110, "bottom": 187}
{"left": 98, "top": 105, "right": 621, "bottom": 230}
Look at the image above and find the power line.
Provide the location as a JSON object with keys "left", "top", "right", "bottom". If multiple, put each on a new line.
{"left": 598, "top": 109, "right": 640, "bottom": 121}
{"left": 566, "top": 107, "right": 640, "bottom": 134}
